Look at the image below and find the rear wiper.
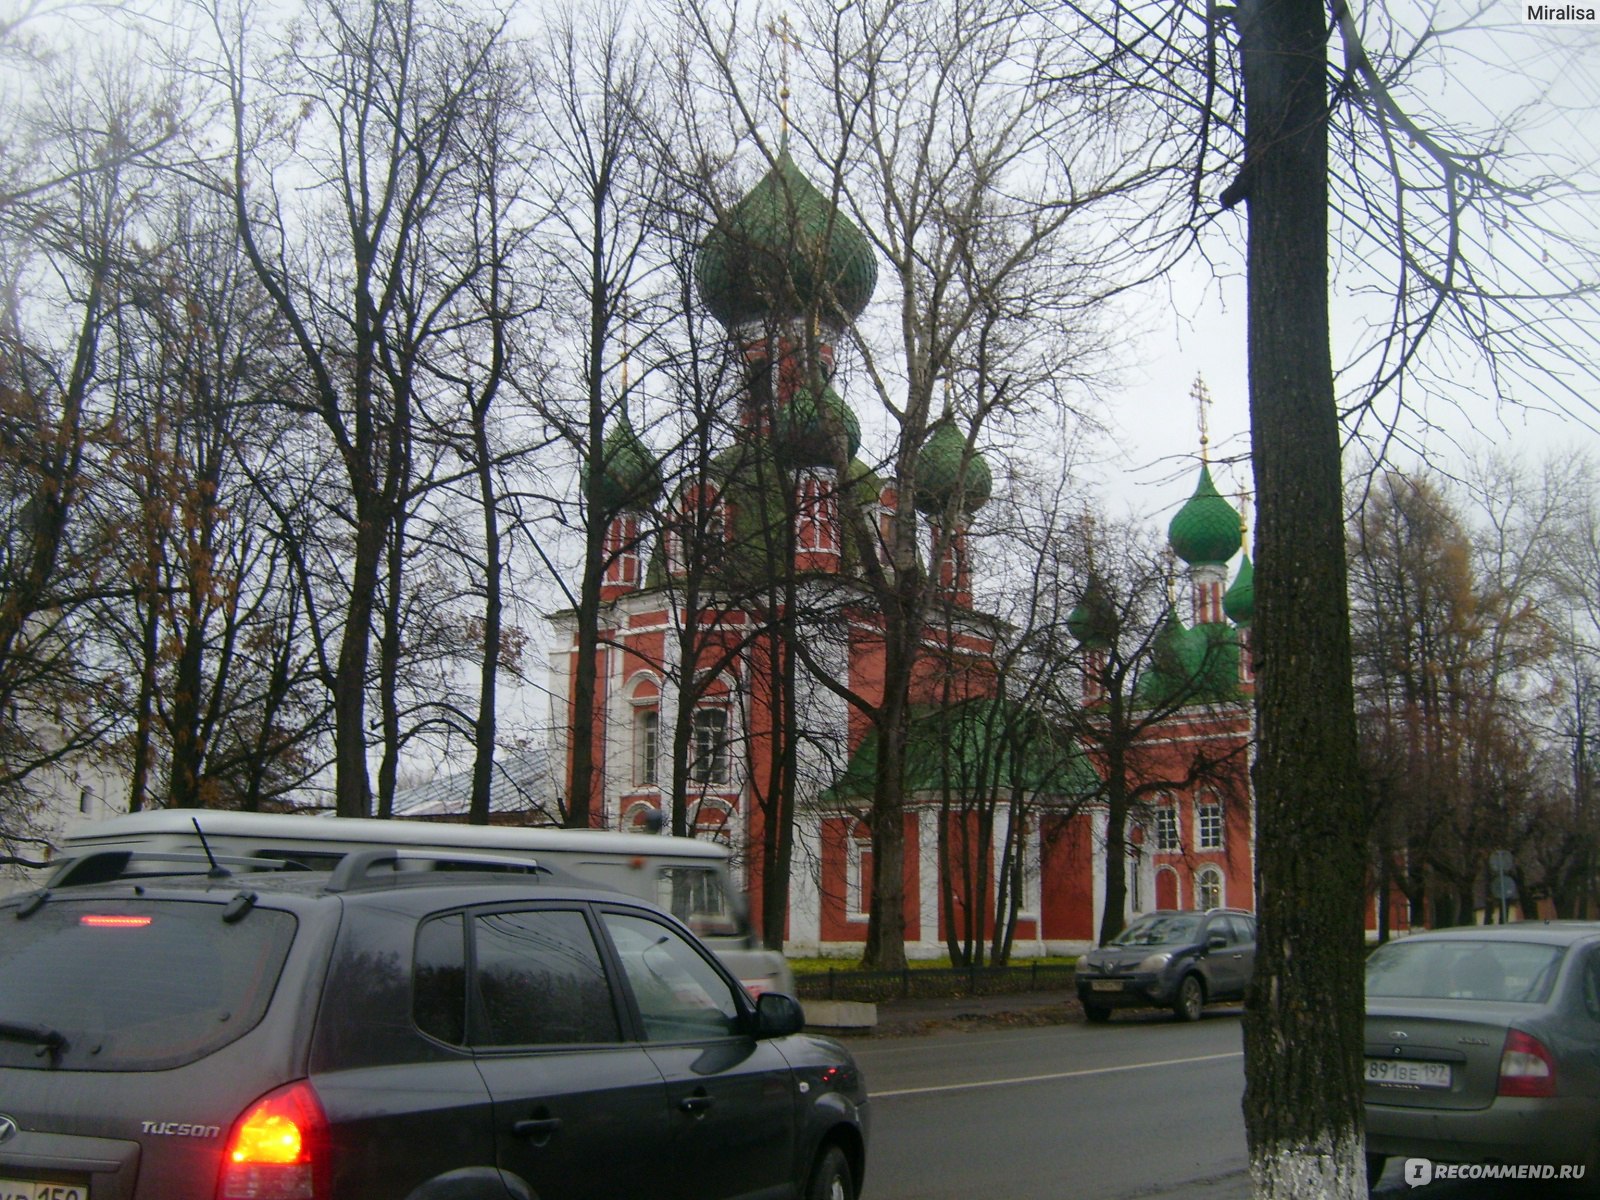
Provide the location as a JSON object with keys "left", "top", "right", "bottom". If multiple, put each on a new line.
{"left": 0, "top": 1020, "right": 68, "bottom": 1064}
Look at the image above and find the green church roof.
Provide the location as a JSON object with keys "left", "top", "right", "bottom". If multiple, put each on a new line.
{"left": 775, "top": 385, "right": 861, "bottom": 468}
{"left": 1223, "top": 554, "right": 1255, "bottom": 625}
{"left": 695, "top": 151, "right": 878, "bottom": 329}
{"left": 582, "top": 417, "right": 661, "bottom": 514}
{"left": 1167, "top": 464, "right": 1241, "bottom": 566}
{"left": 1066, "top": 574, "right": 1117, "bottom": 649}
{"left": 914, "top": 422, "right": 993, "bottom": 516}
{"left": 825, "top": 699, "right": 1099, "bottom": 802}
{"left": 1136, "top": 613, "right": 1243, "bottom": 706}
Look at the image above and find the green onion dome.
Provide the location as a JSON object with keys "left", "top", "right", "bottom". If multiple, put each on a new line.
{"left": 775, "top": 385, "right": 861, "bottom": 468}
{"left": 1223, "top": 554, "right": 1255, "bottom": 625}
{"left": 1167, "top": 464, "right": 1242, "bottom": 566}
{"left": 1137, "top": 614, "right": 1242, "bottom": 705}
{"left": 913, "top": 423, "right": 993, "bottom": 516}
{"left": 695, "top": 151, "right": 878, "bottom": 330}
{"left": 582, "top": 418, "right": 661, "bottom": 514}
{"left": 1066, "top": 575, "right": 1117, "bottom": 649}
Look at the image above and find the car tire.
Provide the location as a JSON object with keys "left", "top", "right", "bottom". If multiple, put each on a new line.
{"left": 1083, "top": 1004, "right": 1111, "bottom": 1023}
{"left": 806, "top": 1144, "right": 854, "bottom": 1200}
{"left": 1173, "top": 974, "right": 1204, "bottom": 1022}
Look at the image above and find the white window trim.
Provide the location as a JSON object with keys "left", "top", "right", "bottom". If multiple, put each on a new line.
{"left": 633, "top": 706, "right": 660, "bottom": 788}
{"left": 1196, "top": 866, "right": 1225, "bottom": 911}
{"left": 1155, "top": 805, "right": 1180, "bottom": 853}
{"left": 846, "top": 832, "right": 871, "bottom": 923}
{"left": 1197, "top": 799, "right": 1224, "bottom": 851}
{"left": 690, "top": 706, "right": 731, "bottom": 786}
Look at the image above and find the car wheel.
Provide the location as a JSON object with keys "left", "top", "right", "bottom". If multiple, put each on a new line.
{"left": 1084, "top": 1004, "right": 1111, "bottom": 1023}
{"left": 1365, "top": 1153, "right": 1386, "bottom": 1192}
{"left": 1173, "top": 974, "right": 1204, "bottom": 1022}
{"left": 806, "top": 1144, "right": 854, "bottom": 1200}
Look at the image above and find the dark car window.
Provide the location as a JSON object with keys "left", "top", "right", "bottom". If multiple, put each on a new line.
{"left": 656, "top": 866, "right": 742, "bottom": 938}
{"left": 472, "top": 909, "right": 622, "bottom": 1046}
{"left": 1366, "top": 938, "right": 1565, "bottom": 1004}
{"left": 0, "top": 898, "right": 295, "bottom": 1071}
{"left": 1111, "top": 913, "right": 1204, "bottom": 947}
{"left": 1582, "top": 953, "right": 1600, "bottom": 1021}
{"left": 601, "top": 911, "right": 741, "bottom": 1041}
{"left": 1204, "top": 917, "right": 1236, "bottom": 946}
{"left": 1227, "top": 915, "right": 1255, "bottom": 944}
{"left": 414, "top": 913, "right": 468, "bottom": 1045}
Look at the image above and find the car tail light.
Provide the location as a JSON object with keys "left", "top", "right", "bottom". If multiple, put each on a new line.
{"left": 217, "top": 1080, "right": 329, "bottom": 1200}
{"left": 1497, "top": 1029, "right": 1556, "bottom": 1098}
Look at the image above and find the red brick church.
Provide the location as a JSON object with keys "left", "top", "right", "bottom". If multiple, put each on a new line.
{"left": 547, "top": 149, "right": 1382, "bottom": 954}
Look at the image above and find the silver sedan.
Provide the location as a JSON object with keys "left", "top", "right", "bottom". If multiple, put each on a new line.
{"left": 1364, "top": 923, "right": 1600, "bottom": 1190}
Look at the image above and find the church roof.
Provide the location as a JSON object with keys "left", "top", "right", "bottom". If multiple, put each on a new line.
{"left": 824, "top": 698, "right": 1098, "bottom": 801}
{"left": 695, "top": 150, "right": 878, "bottom": 329}
{"left": 1167, "top": 464, "right": 1241, "bottom": 566}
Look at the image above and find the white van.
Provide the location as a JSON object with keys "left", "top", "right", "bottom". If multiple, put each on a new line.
{"left": 51, "top": 809, "right": 794, "bottom": 996}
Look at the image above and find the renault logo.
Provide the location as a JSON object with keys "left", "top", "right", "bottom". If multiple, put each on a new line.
{"left": 0, "top": 1114, "right": 17, "bottom": 1145}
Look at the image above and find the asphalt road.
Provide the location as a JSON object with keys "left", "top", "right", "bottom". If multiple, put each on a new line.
{"left": 850, "top": 1006, "right": 1251, "bottom": 1200}
{"left": 847, "top": 1004, "right": 1593, "bottom": 1200}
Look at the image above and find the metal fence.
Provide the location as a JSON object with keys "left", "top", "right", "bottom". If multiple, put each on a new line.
{"left": 794, "top": 963, "right": 1076, "bottom": 1003}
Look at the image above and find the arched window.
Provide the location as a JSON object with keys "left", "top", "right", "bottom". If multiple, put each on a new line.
{"left": 691, "top": 707, "right": 730, "bottom": 785}
{"left": 1155, "top": 867, "right": 1179, "bottom": 911}
{"left": 1154, "top": 802, "right": 1180, "bottom": 853}
{"left": 634, "top": 708, "right": 660, "bottom": 787}
{"left": 847, "top": 822, "right": 872, "bottom": 921}
{"left": 1196, "top": 866, "right": 1224, "bottom": 911}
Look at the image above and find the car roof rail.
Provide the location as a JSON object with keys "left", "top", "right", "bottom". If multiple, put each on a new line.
{"left": 48, "top": 850, "right": 291, "bottom": 888}
{"left": 323, "top": 848, "right": 548, "bottom": 893}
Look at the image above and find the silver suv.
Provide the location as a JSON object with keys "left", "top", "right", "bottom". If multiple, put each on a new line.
{"left": 0, "top": 848, "right": 868, "bottom": 1199}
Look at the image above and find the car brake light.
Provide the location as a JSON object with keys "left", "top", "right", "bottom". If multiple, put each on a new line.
{"left": 1497, "top": 1029, "right": 1556, "bottom": 1098}
{"left": 217, "top": 1080, "right": 328, "bottom": 1200}
{"left": 79, "top": 915, "right": 152, "bottom": 928}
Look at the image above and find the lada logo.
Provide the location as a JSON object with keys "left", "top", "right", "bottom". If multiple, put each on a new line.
{"left": 0, "top": 1114, "right": 17, "bottom": 1145}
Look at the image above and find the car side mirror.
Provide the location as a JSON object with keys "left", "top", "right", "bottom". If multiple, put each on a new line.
{"left": 1208, "top": 934, "right": 1228, "bottom": 950}
{"left": 754, "top": 992, "right": 805, "bottom": 1039}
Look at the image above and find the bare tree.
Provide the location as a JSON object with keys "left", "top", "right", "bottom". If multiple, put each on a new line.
{"left": 680, "top": 0, "right": 1163, "bottom": 969}
{"left": 0, "top": 53, "right": 174, "bottom": 860}
{"left": 523, "top": 5, "right": 669, "bottom": 830}
{"left": 208, "top": 0, "right": 517, "bottom": 816}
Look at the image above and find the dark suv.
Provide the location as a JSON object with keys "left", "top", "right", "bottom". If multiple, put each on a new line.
{"left": 1074, "top": 908, "right": 1256, "bottom": 1023}
{"left": 0, "top": 849, "right": 868, "bottom": 1200}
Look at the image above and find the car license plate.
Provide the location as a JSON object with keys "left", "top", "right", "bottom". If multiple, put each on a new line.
{"left": 0, "top": 1180, "right": 87, "bottom": 1200}
{"left": 1364, "top": 1058, "right": 1452, "bottom": 1088}
{"left": 1089, "top": 980, "right": 1124, "bottom": 992}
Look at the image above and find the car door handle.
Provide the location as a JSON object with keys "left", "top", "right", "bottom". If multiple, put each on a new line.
{"left": 513, "top": 1116, "right": 563, "bottom": 1142}
{"left": 679, "top": 1092, "right": 715, "bottom": 1116}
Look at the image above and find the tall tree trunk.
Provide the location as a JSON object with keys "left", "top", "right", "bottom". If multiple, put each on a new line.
{"left": 1234, "top": 1, "right": 1368, "bottom": 1195}
{"left": 567, "top": 216, "right": 613, "bottom": 830}
{"left": 864, "top": 620, "right": 913, "bottom": 970}
{"left": 1098, "top": 741, "right": 1132, "bottom": 947}
{"left": 333, "top": 490, "right": 382, "bottom": 819}
{"left": 470, "top": 416, "right": 503, "bottom": 825}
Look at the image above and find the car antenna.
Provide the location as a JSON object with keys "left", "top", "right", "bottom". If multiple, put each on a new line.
{"left": 192, "top": 817, "right": 229, "bottom": 878}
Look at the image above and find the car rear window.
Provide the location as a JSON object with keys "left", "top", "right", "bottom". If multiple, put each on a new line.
{"left": 1366, "top": 938, "right": 1565, "bottom": 1004}
{"left": 0, "top": 898, "right": 295, "bottom": 1070}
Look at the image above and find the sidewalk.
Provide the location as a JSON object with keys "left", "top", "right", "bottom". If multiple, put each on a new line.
{"left": 809, "top": 987, "right": 1084, "bottom": 1037}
